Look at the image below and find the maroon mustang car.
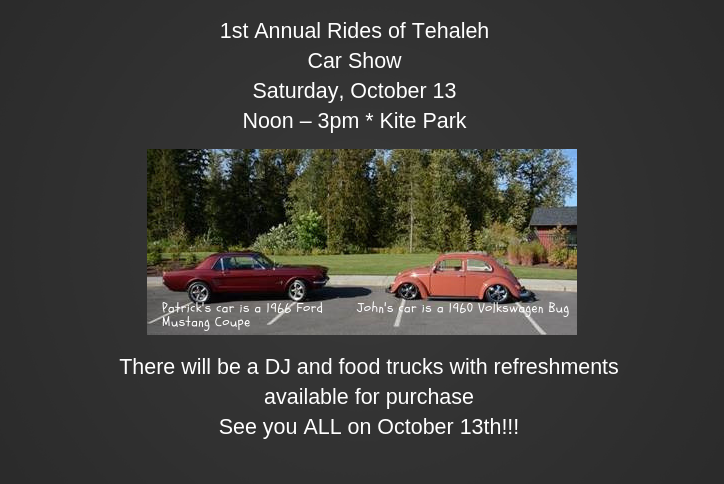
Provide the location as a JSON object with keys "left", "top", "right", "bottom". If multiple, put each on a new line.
{"left": 162, "top": 251, "right": 328, "bottom": 303}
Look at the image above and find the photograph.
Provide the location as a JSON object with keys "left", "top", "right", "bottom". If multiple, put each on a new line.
{"left": 147, "top": 149, "right": 577, "bottom": 335}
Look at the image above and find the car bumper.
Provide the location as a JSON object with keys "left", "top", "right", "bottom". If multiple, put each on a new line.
{"left": 518, "top": 288, "right": 534, "bottom": 301}
{"left": 312, "top": 277, "right": 329, "bottom": 287}
{"left": 385, "top": 285, "right": 394, "bottom": 294}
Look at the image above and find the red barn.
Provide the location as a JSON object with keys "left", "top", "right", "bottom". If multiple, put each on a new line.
{"left": 529, "top": 206, "right": 577, "bottom": 251}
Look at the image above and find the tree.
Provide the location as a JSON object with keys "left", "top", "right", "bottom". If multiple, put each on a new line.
{"left": 449, "top": 206, "right": 472, "bottom": 251}
{"left": 501, "top": 180, "right": 529, "bottom": 231}
{"left": 175, "top": 149, "right": 209, "bottom": 237}
{"left": 147, "top": 149, "right": 184, "bottom": 239}
{"left": 456, "top": 149, "right": 498, "bottom": 230}
{"left": 387, "top": 149, "right": 428, "bottom": 251}
{"left": 496, "top": 149, "right": 574, "bottom": 225}
{"left": 255, "top": 149, "right": 288, "bottom": 233}
{"left": 222, "top": 149, "right": 256, "bottom": 245}
{"left": 372, "top": 152, "right": 398, "bottom": 247}
{"left": 418, "top": 149, "right": 458, "bottom": 250}
{"left": 326, "top": 149, "right": 375, "bottom": 252}
{"left": 288, "top": 149, "right": 335, "bottom": 237}
{"left": 147, "top": 148, "right": 575, "bottom": 252}
{"left": 204, "top": 150, "right": 225, "bottom": 242}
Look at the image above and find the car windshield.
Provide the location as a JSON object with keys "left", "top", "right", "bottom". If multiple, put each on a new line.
{"left": 254, "top": 254, "right": 276, "bottom": 269}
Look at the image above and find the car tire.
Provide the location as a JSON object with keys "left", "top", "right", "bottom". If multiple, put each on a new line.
{"left": 485, "top": 284, "right": 509, "bottom": 303}
{"left": 288, "top": 279, "right": 307, "bottom": 302}
{"left": 397, "top": 282, "right": 419, "bottom": 300}
{"left": 188, "top": 281, "right": 212, "bottom": 304}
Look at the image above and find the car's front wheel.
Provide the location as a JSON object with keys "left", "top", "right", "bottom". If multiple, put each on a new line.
{"left": 188, "top": 281, "right": 211, "bottom": 304}
{"left": 485, "top": 284, "right": 509, "bottom": 303}
{"left": 288, "top": 279, "right": 307, "bottom": 302}
{"left": 397, "top": 282, "right": 419, "bottom": 300}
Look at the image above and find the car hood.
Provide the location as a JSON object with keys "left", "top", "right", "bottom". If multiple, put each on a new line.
{"left": 397, "top": 266, "right": 431, "bottom": 278}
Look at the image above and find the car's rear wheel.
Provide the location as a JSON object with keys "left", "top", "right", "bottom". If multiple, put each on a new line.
{"left": 288, "top": 279, "right": 307, "bottom": 302}
{"left": 397, "top": 282, "right": 419, "bottom": 300}
{"left": 485, "top": 284, "right": 509, "bottom": 303}
{"left": 188, "top": 281, "right": 211, "bottom": 304}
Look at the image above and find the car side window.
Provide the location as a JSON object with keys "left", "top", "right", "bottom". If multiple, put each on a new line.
{"left": 212, "top": 257, "right": 225, "bottom": 271}
{"left": 438, "top": 259, "right": 463, "bottom": 271}
{"left": 467, "top": 259, "right": 492, "bottom": 272}
{"left": 226, "top": 256, "right": 260, "bottom": 270}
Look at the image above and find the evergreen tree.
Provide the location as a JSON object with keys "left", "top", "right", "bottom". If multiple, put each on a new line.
{"left": 372, "top": 152, "right": 397, "bottom": 247}
{"left": 204, "top": 150, "right": 225, "bottom": 242}
{"left": 147, "top": 148, "right": 575, "bottom": 252}
{"left": 326, "top": 149, "right": 375, "bottom": 252}
{"left": 449, "top": 206, "right": 472, "bottom": 251}
{"left": 418, "top": 149, "right": 459, "bottom": 251}
{"left": 456, "top": 149, "right": 498, "bottom": 230}
{"left": 175, "top": 149, "right": 209, "bottom": 237}
{"left": 288, "top": 149, "right": 335, "bottom": 236}
{"left": 382, "top": 149, "right": 429, "bottom": 251}
{"left": 147, "top": 149, "right": 184, "bottom": 239}
{"left": 223, "top": 149, "right": 256, "bottom": 245}
{"left": 255, "top": 149, "right": 287, "bottom": 234}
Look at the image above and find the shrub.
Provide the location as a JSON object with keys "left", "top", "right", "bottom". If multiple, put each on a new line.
{"left": 274, "top": 248, "right": 307, "bottom": 256}
{"left": 564, "top": 251, "right": 577, "bottom": 269}
{"left": 507, "top": 241, "right": 521, "bottom": 265}
{"left": 147, "top": 245, "right": 162, "bottom": 266}
{"left": 294, "top": 210, "right": 325, "bottom": 251}
{"left": 544, "top": 224, "right": 570, "bottom": 266}
{"left": 188, "top": 231, "right": 223, "bottom": 252}
{"left": 311, "top": 247, "right": 327, "bottom": 256}
{"left": 371, "top": 244, "right": 425, "bottom": 254}
{"left": 251, "top": 223, "right": 297, "bottom": 254}
{"left": 519, "top": 242, "right": 535, "bottom": 266}
{"left": 342, "top": 244, "right": 365, "bottom": 254}
{"left": 531, "top": 241, "right": 547, "bottom": 264}
{"left": 474, "top": 222, "right": 520, "bottom": 257}
{"left": 518, "top": 241, "right": 546, "bottom": 266}
{"left": 168, "top": 224, "right": 190, "bottom": 252}
{"left": 169, "top": 247, "right": 182, "bottom": 262}
{"left": 148, "top": 238, "right": 174, "bottom": 251}
{"left": 184, "top": 252, "right": 198, "bottom": 267}
{"left": 548, "top": 248, "right": 568, "bottom": 266}
{"left": 449, "top": 208, "right": 472, "bottom": 251}
{"left": 549, "top": 224, "right": 569, "bottom": 251}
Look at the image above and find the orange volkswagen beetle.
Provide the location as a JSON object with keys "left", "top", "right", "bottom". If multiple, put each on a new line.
{"left": 386, "top": 252, "right": 532, "bottom": 303}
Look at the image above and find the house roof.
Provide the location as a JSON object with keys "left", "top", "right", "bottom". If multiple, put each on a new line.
{"left": 529, "top": 206, "right": 577, "bottom": 227}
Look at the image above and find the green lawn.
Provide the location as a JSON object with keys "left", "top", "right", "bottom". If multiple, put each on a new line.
{"left": 160, "top": 252, "right": 576, "bottom": 280}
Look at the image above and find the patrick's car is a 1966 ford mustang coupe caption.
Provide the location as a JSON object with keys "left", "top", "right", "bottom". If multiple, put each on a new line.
{"left": 387, "top": 252, "right": 532, "bottom": 303}
{"left": 162, "top": 251, "right": 328, "bottom": 303}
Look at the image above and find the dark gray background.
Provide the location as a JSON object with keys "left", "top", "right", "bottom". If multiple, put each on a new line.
{"left": 3, "top": 1, "right": 719, "bottom": 482}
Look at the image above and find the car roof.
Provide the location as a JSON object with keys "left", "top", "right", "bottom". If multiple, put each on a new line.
{"left": 440, "top": 251, "right": 491, "bottom": 258}
{"left": 209, "top": 251, "right": 262, "bottom": 257}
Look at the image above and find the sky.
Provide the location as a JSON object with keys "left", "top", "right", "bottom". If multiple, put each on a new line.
{"left": 563, "top": 149, "right": 577, "bottom": 206}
